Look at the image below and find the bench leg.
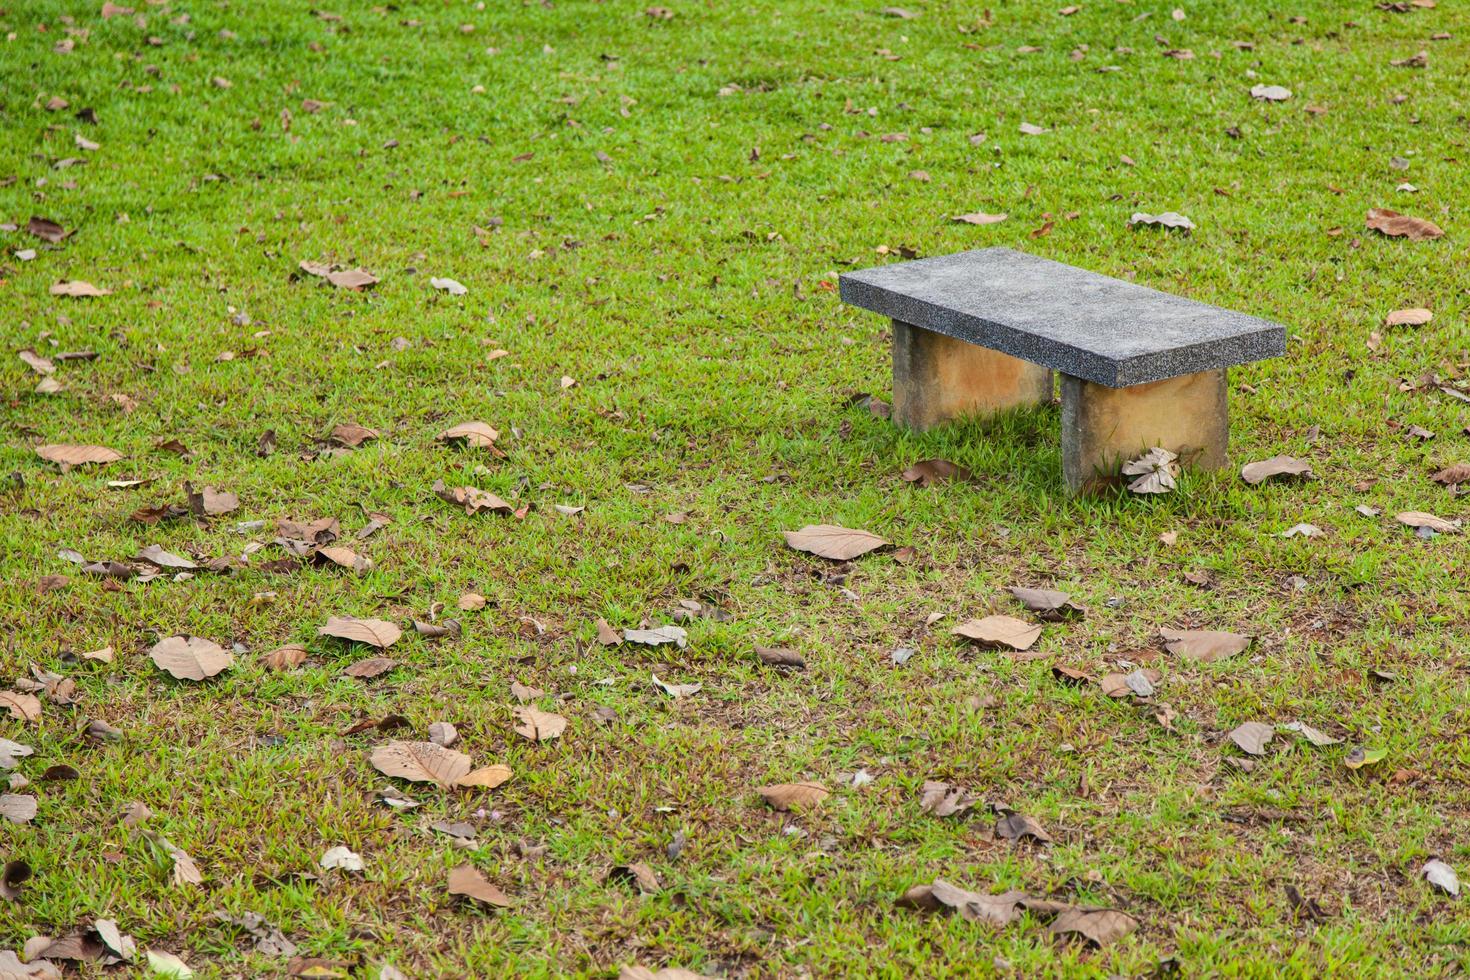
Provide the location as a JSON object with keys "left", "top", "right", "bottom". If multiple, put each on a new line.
{"left": 1061, "top": 369, "right": 1228, "bottom": 494}
{"left": 891, "top": 319, "right": 1053, "bottom": 431}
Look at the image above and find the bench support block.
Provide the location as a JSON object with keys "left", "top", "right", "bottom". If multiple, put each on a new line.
{"left": 892, "top": 319, "right": 1053, "bottom": 431}
{"left": 1061, "top": 369, "right": 1228, "bottom": 493}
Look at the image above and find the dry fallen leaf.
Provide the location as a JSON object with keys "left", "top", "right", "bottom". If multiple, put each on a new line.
{"left": 457, "top": 592, "right": 487, "bottom": 611}
{"left": 436, "top": 421, "right": 503, "bottom": 451}
{"left": 1006, "top": 587, "right": 1085, "bottom": 621}
{"left": 448, "top": 863, "right": 513, "bottom": 907}
{"left": 607, "top": 862, "right": 661, "bottom": 894}
{"left": 319, "top": 616, "right": 402, "bottom": 649}
{"left": 995, "top": 810, "right": 1052, "bottom": 842}
{"left": 325, "top": 268, "right": 378, "bottom": 290}
{"left": 1424, "top": 859, "right": 1460, "bottom": 896}
{"left": 262, "top": 645, "right": 307, "bottom": 671}
{"left": 1250, "top": 84, "right": 1292, "bottom": 101}
{"left": 148, "top": 636, "right": 234, "bottom": 681}
{"left": 782, "top": 524, "right": 888, "bottom": 560}
{"left": 1366, "top": 207, "right": 1444, "bottom": 240}
{"left": 919, "top": 780, "right": 979, "bottom": 818}
{"left": 754, "top": 645, "right": 806, "bottom": 669}
{"left": 895, "top": 879, "right": 1032, "bottom": 926}
{"left": 625, "top": 625, "right": 688, "bottom": 648}
{"left": 329, "top": 423, "right": 379, "bottom": 447}
{"left": 432, "top": 480, "right": 513, "bottom": 516}
{"left": 0, "top": 692, "right": 42, "bottom": 723}
{"left": 1430, "top": 464, "right": 1470, "bottom": 486}
{"left": 1230, "top": 721, "right": 1275, "bottom": 756}
{"left": 951, "top": 615, "right": 1041, "bottom": 651}
{"left": 49, "top": 280, "right": 112, "bottom": 297}
{"left": 319, "top": 846, "right": 364, "bottom": 872}
{"left": 1240, "top": 455, "right": 1313, "bottom": 485}
{"left": 0, "top": 795, "right": 38, "bottom": 824}
{"left": 35, "top": 444, "right": 123, "bottom": 469}
{"left": 1050, "top": 908, "right": 1139, "bottom": 946}
{"left": 185, "top": 484, "right": 239, "bottom": 517}
{"left": 370, "top": 741, "right": 510, "bottom": 790}
{"left": 512, "top": 706, "right": 567, "bottom": 742}
{"left": 430, "top": 277, "right": 468, "bottom": 295}
{"left": 1385, "top": 307, "right": 1432, "bottom": 327}
{"left": 900, "top": 459, "right": 973, "bottom": 486}
{"left": 651, "top": 673, "right": 702, "bottom": 698}
{"left": 1160, "top": 628, "right": 1251, "bottom": 662}
{"left": 1396, "top": 511, "right": 1461, "bottom": 533}
{"left": 757, "top": 781, "right": 829, "bottom": 811}
{"left": 1128, "top": 212, "right": 1195, "bottom": 232}
{"left": 343, "top": 657, "right": 397, "bottom": 679}
{"left": 952, "top": 212, "right": 1007, "bottom": 225}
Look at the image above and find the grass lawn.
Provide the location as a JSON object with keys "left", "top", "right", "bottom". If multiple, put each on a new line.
{"left": 4, "top": 0, "right": 1470, "bottom": 975}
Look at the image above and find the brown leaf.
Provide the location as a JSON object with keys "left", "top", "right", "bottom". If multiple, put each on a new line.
{"left": 185, "top": 483, "right": 239, "bottom": 517}
{"left": 436, "top": 421, "right": 503, "bottom": 451}
{"left": 1397, "top": 511, "right": 1461, "bottom": 533}
{"left": 1366, "top": 207, "right": 1444, "bottom": 240}
{"left": 509, "top": 681, "right": 543, "bottom": 703}
{"left": 595, "top": 618, "right": 621, "bottom": 646}
{"left": 919, "top": 780, "right": 979, "bottom": 818}
{"left": 1006, "top": 587, "right": 1085, "bottom": 621}
{"left": 319, "top": 616, "right": 402, "bottom": 648}
{"left": 26, "top": 216, "right": 67, "bottom": 243}
{"left": 952, "top": 212, "right": 1008, "bottom": 225}
{"left": 316, "top": 546, "right": 371, "bottom": 573}
{"left": 456, "top": 764, "right": 513, "bottom": 788}
{"left": 995, "top": 811, "right": 1052, "bottom": 842}
{"left": 1051, "top": 665, "right": 1090, "bottom": 685}
{"left": 1230, "top": 721, "right": 1275, "bottom": 756}
{"left": 782, "top": 524, "right": 888, "bottom": 560}
{"left": 18, "top": 349, "right": 55, "bottom": 375}
{"left": 1385, "top": 307, "right": 1432, "bottom": 327}
{"left": 0, "top": 795, "right": 37, "bottom": 824}
{"left": 325, "top": 268, "right": 378, "bottom": 290}
{"left": 607, "top": 862, "right": 661, "bottom": 894}
{"left": 0, "top": 692, "right": 42, "bottom": 723}
{"left": 457, "top": 592, "right": 487, "bottom": 611}
{"left": 754, "top": 645, "right": 806, "bottom": 669}
{"left": 343, "top": 657, "right": 397, "bottom": 679}
{"left": 1099, "top": 668, "right": 1161, "bottom": 698}
{"left": 137, "top": 544, "right": 196, "bottom": 570}
{"left": 49, "top": 280, "right": 112, "bottom": 297}
{"left": 952, "top": 615, "right": 1041, "bottom": 651}
{"left": 896, "top": 880, "right": 1031, "bottom": 925}
{"left": 35, "top": 444, "right": 123, "bottom": 468}
{"left": 757, "top": 781, "right": 829, "bottom": 811}
{"left": 370, "top": 741, "right": 472, "bottom": 788}
{"left": 1431, "top": 464, "right": 1470, "bottom": 486}
{"left": 148, "top": 636, "right": 234, "bottom": 680}
{"left": 1049, "top": 908, "right": 1139, "bottom": 946}
{"left": 329, "top": 423, "right": 379, "bottom": 447}
{"left": 1240, "top": 455, "right": 1313, "bottom": 485}
{"left": 1160, "top": 628, "right": 1251, "bottom": 662}
{"left": 448, "top": 863, "right": 513, "bottom": 907}
{"left": 413, "top": 618, "right": 462, "bottom": 639}
{"left": 432, "top": 480, "right": 513, "bottom": 516}
{"left": 262, "top": 645, "right": 307, "bottom": 671}
{"left": 900, "top": 459, "right": 973, "bottom": 486}
{"left": 512, "top": 706, "right": 567, "bottom": 742}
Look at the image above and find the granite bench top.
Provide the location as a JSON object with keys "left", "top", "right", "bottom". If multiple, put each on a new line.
{"left": 838, "top": 247, "right": 1286, "bottom": 387}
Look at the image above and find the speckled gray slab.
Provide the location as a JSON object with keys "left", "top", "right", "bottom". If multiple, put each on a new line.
{"left": 839, "top": 247, "right": 1285, "bottom": 387}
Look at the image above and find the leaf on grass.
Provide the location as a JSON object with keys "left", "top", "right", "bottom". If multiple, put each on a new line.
{"left": 952, "top": 212, "right": 1007, "bottom": 225}
{"left": 1160, "top": 628, "right": 1251, "bottom": 662}
{"left": 145, "top": 951, "right": 193, "bottom": 977}
{"left": 1249, "top": 84, "right": 1292, "bottom": 100}
{"left": 1386, "top": 307, "right": 1432, "bottom": 327}
{"left": 262, "top": 645, "right": 307, "bottom": 671}
{"left": 0, "top": 795, "right": 37, "bottom": 824}
{"left": 512, "top": 706, "right": 567, "bottom": 742}
{"left": 329, "top": 423, "right": 379, "bottom": 447}
{"left": 26, "top": 216, "right": 67, "bottom": 242}
{"left": 995, "top": 811, "right": 1052, "bottom": 842}
{"left": 1100, "top": 668, "right": 1161, "bottom": 698}
{"left": 1, "top": 860, "right": 32, "bottom": 901}
{"left": 456, "top": 764, "right": 513, "bottom": 788}
{"left": 1230, "top": 721, "right": 1274, "bottom": 756}
{"left": 782, "top": 524, "right": 888, "bottom": 560}
{"left": 508, "top": 682, "right": 543, "bottom": 704}
{"left": 895, "top": 879, "right": 1031, "bottom": 926}
{"left": 155, "top": 835, "right": 202, "bottom": 886}
{"left": 919, "top": 780, "right": 979, "bottom": 818}
{"left": 1366, "top": 207, "right": 1444, "bottom": 240}
{"left": 19, "top": 349, "right": 55, "bottom": 375}
{"left": 595, "top": 618, "right": 621, "bottom": 645}
{"left": 1424, "top": 859, "right": 1460, "bottom": 896}
{"left": 148, "top": 636, "right": 233, "bottom": 681}
{"left": 1240, "top": 455, "right": 1313, "bottom": 485}
{"left": 432, "top": 480, "right": 513, "bottom": 516}
{"left": 1280, "top": 721, "right": 1341, "bottom": 746}
{"left": 370, "top": 742, "right": 472, "bottom": 787}
{"left": 952, "top": 615, "right": 1040, "bottom": 651}
{"left": 1430, "top": 464, "right": 1470, "bottom": 486}
{"left": 607, "top": 862, "right": 661, "bottom": 894}
{"left": 0, "top": 692, "right": 42, "bottom": 722}
{"left": 651, "top": 673, "right": 702, "bottom": 699}
{"left": 0, "top": 739, "right": 34, "bottom": 768}
{"left": 138, "top": 545, "right": 196, "bottom": 570}
{"left": 1049, "top": 908, "right": 1139, "bottom": 946}
{"left": 1344, "top": 746, "right": 1388, "bottom": 770}
{"left": 325, "top": 268, "right": 378, "bottom": 290}
{"left": 215, "top": 911, "right": 297, "bottom": 957}
{"left": 625, "top": 625, "right": 688, "bottom": 648}
{"left": 458, "top": 592, "right": 487, "bottom": 611}
{"left": 1006, "top": 587, "right": 1085, "bottom": 621}
{"left": 618, "top": 968, "right": 714, "bottom": 980}
{"left": 185, "top": 484, "right": 239, "bottom": 517}
{"left": 319, "top": 616, "right": 401, "bottom": 648}
{"left": 428, "top": 722, "right": 459, "bottom": 747}
{"left": 435, "top": 421, "right": 503, "bottom": 451}
{"left": 343, "top": 657, "right": 396, "bottom": 679}
{"left": 35, "top": 444, "right": 123, "bottom": 468}
{"left": 757, "top": 781, "right": 829, "bottom": 811}
{"left": 900, "top": 459, "right": 972, "bottom": 486}
{"left": 430, "top": 277, "right": 468, "bottom": 295}
{"left": 754, "top": 645, "right": 806, "bottom": 669}
{"left": 319, "top": 846, "right": 364, "bottom": 872}
{"left": 1128, "top": 212, "right": 1195, "bottom": 232}
{"left": 1396, "top": 511, "right": 1461, "bottom": 533}
{"left": 49, "top": 280, "right": 112, "bottom": 297}
{"left": 448, "top": 864, "right": 513, "bottom": 908}
{"left": 413, "top": 619, "right": 461, "bottom": 639}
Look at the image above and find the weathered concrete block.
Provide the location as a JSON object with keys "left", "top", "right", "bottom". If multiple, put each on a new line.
{"left": 892, "top": 319, "right": 1053, "bottom": 431}
{"left": 1061, "top": 369, "right": 1228, "bottom": 493}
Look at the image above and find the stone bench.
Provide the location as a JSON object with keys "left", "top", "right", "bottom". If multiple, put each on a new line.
{"left": 838, "top": 247, "right": 1286, "bottom": 493}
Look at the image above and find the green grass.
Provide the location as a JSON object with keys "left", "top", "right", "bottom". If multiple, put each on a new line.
{"left": 3, "top": 0, "right": 1470, "bottom": 975}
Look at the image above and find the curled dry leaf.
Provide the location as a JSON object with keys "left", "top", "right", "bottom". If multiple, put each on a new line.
{"left": 596, "top": 618, "right": 622, "bottom": 645}
{"left": 448, "top": 863, "right": 513, "bottom": 908}
{"left": 0, "top": 692, "right": 42, "bottom": 723}
{"left": 782, "top": 524, "right": 888, "bottom": 560}
{"left": 413, "top": 619, "right": 462, "bottom": 639}
{"left": 319, "top": 616, "right": 402, "bottom": 649}
{"left": 430, "top": 277, "right": 468, "bottom": 295}
{"left": 1366, "top": 207, "right": 1444, "bottom": 240}
{"left": 49, "top": 280, "right": 112, "bottom": 297}
{"left": 0, "top": 739, "right": 34, "bottom": 768}
{"left": 19, "top": 350, "right": 55, "bottom": 375}
{"left": 1386, "top": 308, "right": 1432, "bottom": 327}
{"left": 1160, "top": 628, "right": 1251, "bottom": 662}
{"left": 428, "top": 722, "right": 459, "bottom": 747}
{"left": 329, "top": 423, "right": 379, "bottom": 447}
{"left": 436, "top": 421, "right": 503, "bottom": 451}
{"left": 1, "top": 859, "right": 32, "bottom": 901}
{"left": 262, "top": 645, "right": 307, "bottom": 671}
{"left": 757, "top": 781, "right": 829, "bottom": 811}
{"left": 995, "top": 811, "right": 1052, "bottom": 842}
{"left": 512, "top": 706, "right": 567, "bottom": 742}
{"left": 1050, "top": 908, "right": 1139, "bottom": 946}
{"left": 1430, "top": 464, "right": 1470, "bottom": 486}
{"left": 1006, "top": 587, "right": 1085, "bottom": 621}
{"left": 651, "top": 673, "right": 702, "bottom": 698}
{"left": 1240, "top": 455, "right": 1313, "bottom": 485}
{"left": 457, "top": 592, "right": 487, "bottom": 611}
{"left": 138, "top": 545, "right": 196, "bottom": 570}
{"left": 952, "top": 615, "right": 1040, "bottom": 651}
{"left": 320, "top": 846, "right": 364, "bottom": 872}
{"left": 343, "top": 657, "right": 396, "bottom": 679}
{"left": 148, "top": 636, "right": 233, "bottom": 681}
{"left": 607, "top": 862, "right": 661, "bottom": 894}
{"left": 370, "top": 741, "right": 511, "bottom": 790}
{"left": 1100, "top": 668, "right": 1161, "bottom": 698}
{"left": 433, "top": 480, "right": 512, "bottom": 516}
{"left": 1128, "top": 212, "right": 1195, "bottom": 231}
{"left": 509, "top": 681, "right": 543, "bottom": 703}
{"left": 919, "top": 780, "right": 979, "bottom": 818}
{"left": 1230, "top": 721, "right": 1275, "bottom": 756}
{"left": 754, "top": 645, "right": 806, "bottom": 669}
{"left": 1122, "top": 446, "right": 1180, "bottom": 493}
{"left": 1423, "top": 859, "right": 1460, "bottom": 896}
{"left": 35, "top": 444, "right": 123, "bottom": 468}
{"left": 185, "top": 484, "right": 239, "bottom": 517}
{"left": 1396, "top": 511, "right": 1461, "bottom": 533}
{"left": 1280, "top": 721, "right": 1342, "bottom": 746}
{"left": 1344, "top": 746, "right": 1388, "bottom": 770}
{"left": 896, "top": 879, "right": 1034, "bottom": 926}
{"left": 900, "top": 459, "right": 972, "bottom": 486}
